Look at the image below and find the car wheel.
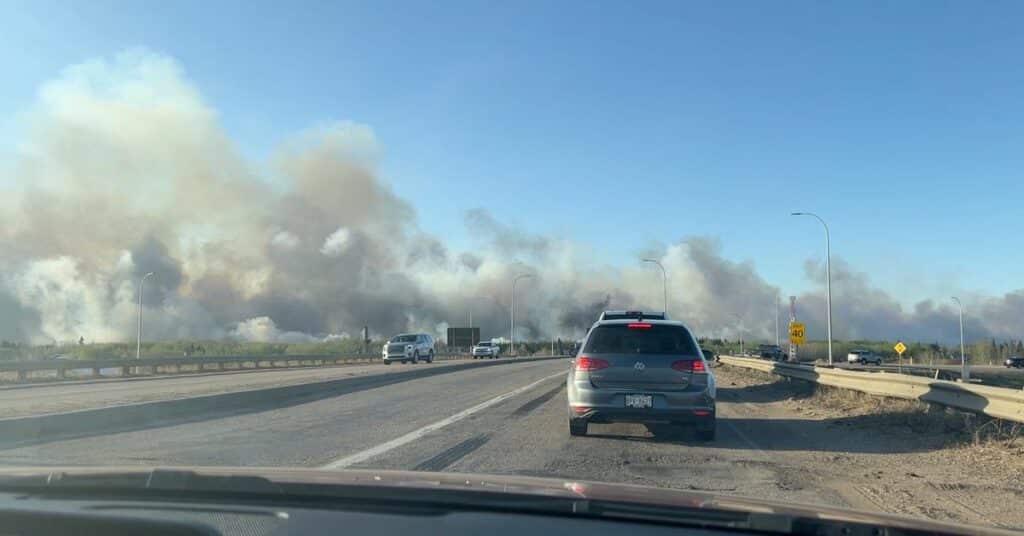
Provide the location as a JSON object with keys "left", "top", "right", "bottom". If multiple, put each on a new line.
{"left": 569, "top": 419, "right": 588, "bottom": 437}
{"left": 412, "top": 352, "right": 419, "bottom": 364}
{"left": 385, "top": 361, "right": 392, "bottom": 366}
{"left": 427, "top": 351, "right": 434, "bottom": 363}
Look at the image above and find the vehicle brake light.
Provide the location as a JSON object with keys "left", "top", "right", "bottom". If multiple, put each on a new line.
{"left": 672, "top": 360, "right": 707, "bottom": 373}
{"left": 627, "top": 323, "right": 652, "bottom": 329}
{"left": 576, "top": 356, "right": 609, "bottom": 371}
{"left": 693, "top": 410, "right": 711, "bottom": 417}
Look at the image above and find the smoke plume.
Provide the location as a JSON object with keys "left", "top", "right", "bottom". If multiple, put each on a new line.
{"left": 0, "top": 50, "right": 1019, "bottom": 346}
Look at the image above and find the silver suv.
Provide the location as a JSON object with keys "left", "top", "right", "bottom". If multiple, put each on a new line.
{"left": 567, "top": 317, "right": 716, "bottom": 440}
{"left": 472, "top": 341, "right": 501, "bottom": 359}
{"left": 382, "top": 333, "right": 436, "bottom": 364}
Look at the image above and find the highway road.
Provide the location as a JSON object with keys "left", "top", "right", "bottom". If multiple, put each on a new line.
{"left": 0, "top": 358, "right": 1021, "bottom": 530}
{"left": 0, "top": 359, "right": 487, "bottom": 419}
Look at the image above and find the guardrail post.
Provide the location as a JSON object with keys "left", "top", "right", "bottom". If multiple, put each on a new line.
{"left": 93, "top": 367, "right": 101, "bottom": 378}
{"left": 121, "top": 365, "right": 130, "bottom": 377}
{"left": 17, "top": 370, "right": 26, "bottom": 381}
{"left": 56, "top": 368, "right": 66, "bottom": 379}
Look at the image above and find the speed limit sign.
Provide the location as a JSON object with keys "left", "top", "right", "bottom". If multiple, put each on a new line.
{"left": 789, "top": 322, "right": 805, "bottom": 345}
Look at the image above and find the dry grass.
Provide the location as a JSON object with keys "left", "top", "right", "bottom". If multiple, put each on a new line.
{"left": 721, "top": 363, "right": 1024, "bottom": 449}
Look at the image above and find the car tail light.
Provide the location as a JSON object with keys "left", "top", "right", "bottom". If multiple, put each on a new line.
{"left": 693, "top": 410, "right": 711, "bottom": 417}
{"left": 627, "top": 323, "right": 652, "bottom": 329}
{"left": 672, "top": 359, "right": 707, "bottom": 373}
{"left": 576, "top": 356, "right": 609, "bottom": 371}
{"left": 571, "top": 406, "right": 590, "bottom": 414}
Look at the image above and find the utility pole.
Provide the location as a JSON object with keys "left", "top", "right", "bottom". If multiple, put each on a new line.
{"left": 952, "top": 297, "right": 969, "bottom": 381}
{"left": 511, "top": 273, "right": 532, "bottom": 356}
{"left": 136, "top": 272, "right": 154, "bottom": 360}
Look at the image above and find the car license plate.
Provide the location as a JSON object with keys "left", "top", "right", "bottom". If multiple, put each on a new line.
{"left": 625, "top": 394, "right": 653, "bottom": 408}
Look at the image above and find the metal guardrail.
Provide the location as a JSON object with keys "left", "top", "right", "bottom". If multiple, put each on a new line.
{"left": 0, "top": 352, "right": 471, "bottom": 382}
{"left": 720, "top": 355, "right": 1024, "bottom": 424}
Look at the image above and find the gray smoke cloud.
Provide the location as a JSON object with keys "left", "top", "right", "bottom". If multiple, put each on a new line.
{"left": 0, "top": 49, "right": 1020, "bottom": 346}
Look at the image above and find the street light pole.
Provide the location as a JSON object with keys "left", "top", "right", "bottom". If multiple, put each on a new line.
{"left": 952, "top": 296, "right": 969, "bottom": 381}
{"left": 775, "top": 293, "right": 780, "bottom": 347}
{"left": 136, "top": 272, "right": 154, "bottom": 360}
{"left": 511, "top": 274, "right": 533, "bottom": 356}
{"left": 792, "top": 212, "right": 834, "bottom": 365}
{"left": 732, "top": 313, "right": 745, "bottom": 356}
{"left": 641, "top": 258, "right": 668, "bottom": 314}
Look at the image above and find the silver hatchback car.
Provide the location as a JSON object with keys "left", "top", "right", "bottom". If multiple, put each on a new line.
{"left": 566, "top": 316, "right": 716, "bottom": 440}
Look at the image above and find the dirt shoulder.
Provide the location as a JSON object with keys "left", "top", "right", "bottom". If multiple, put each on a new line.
{"left": 717, "top": 363, "right": 1024, "bottom": 530}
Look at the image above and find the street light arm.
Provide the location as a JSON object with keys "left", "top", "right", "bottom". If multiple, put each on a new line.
{"left": 641, "top": 259, "right": 668, "bottom": 313}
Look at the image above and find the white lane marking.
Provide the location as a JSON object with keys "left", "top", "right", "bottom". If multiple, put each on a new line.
{"left": 321, "top": 370, "right": 567, "bottom": 469}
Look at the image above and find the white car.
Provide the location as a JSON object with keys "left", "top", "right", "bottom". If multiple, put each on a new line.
{"left": 382, "top": 333, "right": 435, "bottom": 364}
{"left": 471, "top": 341, "right": 501, "bottom": 359}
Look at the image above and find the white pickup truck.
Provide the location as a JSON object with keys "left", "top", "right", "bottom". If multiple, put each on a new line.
{"left": 471, "top": 341, "right": 501, "bottom": 359}
{"left": 847, "top": 349, "right": 882, "bottom": 365}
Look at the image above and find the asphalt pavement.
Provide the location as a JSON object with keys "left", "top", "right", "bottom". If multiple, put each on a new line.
{"left": 0, "top": 358, "right": 1020, "bottom": 530}
{"left": 0, "top": 359, "right": 483, "bottom": 419}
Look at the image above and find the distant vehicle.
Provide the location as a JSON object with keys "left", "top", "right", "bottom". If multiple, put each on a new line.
{"left": 1005, "top": 356, "right": 1024, "bottom": 368}
{"left": 382, "top": 333, "right": 435, "bottom": 364}
{"left": 598, "top": 310, "right": 667, "bottom": 321}
{"left": 847, "top": 349, "right": 882, "bottom": 365}
{"left": 567, "top": 317, "right": 716, "bottom": 440}
{"left": 700, "top": 347, "right": 718, "bottom": 362}
{"left": 471, "top": 341, "right": 501, "bottom": 359}
{"left": 758, "top": 344, "right": 785, "bottom": 361}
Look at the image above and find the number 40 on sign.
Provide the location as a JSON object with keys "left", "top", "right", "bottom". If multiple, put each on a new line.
{"left": 789, "top": 322, "right": 805, "bottom": 345}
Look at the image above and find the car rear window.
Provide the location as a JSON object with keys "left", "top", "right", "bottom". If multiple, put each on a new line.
{"left": 583, "top": 324, "right": 698, "bottom": 355}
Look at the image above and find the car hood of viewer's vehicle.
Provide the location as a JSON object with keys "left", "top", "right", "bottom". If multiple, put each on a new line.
{"left": 0, "top": 467, "right": 1012, "bottom": 536}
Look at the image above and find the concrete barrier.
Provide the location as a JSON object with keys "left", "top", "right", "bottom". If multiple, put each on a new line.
{"left": 720, "top": 355, "right": 1024, "bottom": 423}
{"left": 0, "top": 351, "right": 477, "bottom": 385}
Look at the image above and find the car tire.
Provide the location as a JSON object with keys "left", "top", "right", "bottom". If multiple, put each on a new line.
{"left": 569, "top": 419, "right": 588, "bottom": 437}
{"left": 412, "top": 352, "right": 419, "bottom": 364}
{"left": 427, "top": 351, "right": 434, "bottom": 363}
{"left": 385, "top": 361, "right": 392, "bottom": 366}
{"left": 696, "top": 422, "right": 716, "bottom": 442}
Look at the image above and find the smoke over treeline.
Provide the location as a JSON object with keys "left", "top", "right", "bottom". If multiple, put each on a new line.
{"left": 0, "top": 50, "right": 1021, "bottom": 346}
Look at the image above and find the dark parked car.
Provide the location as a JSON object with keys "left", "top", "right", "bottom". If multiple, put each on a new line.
{"left": 758, "top": 344, "right": 785, "bottom": 361}
{"left": 1005, "top": 356, "right": 1024, "bottom": 368}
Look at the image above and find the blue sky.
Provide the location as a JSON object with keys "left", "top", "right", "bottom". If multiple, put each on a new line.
{"left": 2, "top": 0, "right": 1023, "bottom": 305}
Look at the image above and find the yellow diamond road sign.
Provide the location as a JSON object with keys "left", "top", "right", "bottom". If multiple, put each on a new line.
{"left": 894, "top": 341, "right": 907, "bottom": 356}
{"left": 789, "top": 322, "right": 805, "bottom": 345}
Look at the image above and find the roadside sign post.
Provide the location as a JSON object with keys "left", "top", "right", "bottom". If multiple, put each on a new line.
{"left": 789, "top": 310, "right": 805, "bottom": 365}
{"left": 894, "top": 341, "right": 907, "bottom": 374}
{"left": 788, "top": 296, "right": 798, "bottom": 362}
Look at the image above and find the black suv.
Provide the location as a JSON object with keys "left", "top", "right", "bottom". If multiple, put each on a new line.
{"left": 1005, "top": 356, "right": 1024, "bottom": 368}
{"left": 758, "top": 344, "right": 785, "bottom": 361}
